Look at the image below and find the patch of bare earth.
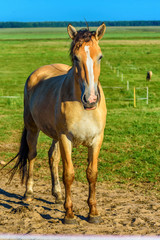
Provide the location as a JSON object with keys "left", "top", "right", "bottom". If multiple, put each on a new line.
{"left": 0, "top": 170, "right": 160, "bottom": 235}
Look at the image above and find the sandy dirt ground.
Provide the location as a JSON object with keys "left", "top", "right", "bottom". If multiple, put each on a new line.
{"left": 1, "top": 169, "right": 160, "bottom": 236}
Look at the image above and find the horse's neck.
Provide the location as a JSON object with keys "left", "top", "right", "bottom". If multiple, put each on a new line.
{"left": 63, "top": 67, "right": 81, "bottom": 101}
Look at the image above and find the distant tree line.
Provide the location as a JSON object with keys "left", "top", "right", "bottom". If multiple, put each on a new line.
{"left": 0, "top": 21, "right": 160, "bottom": 28}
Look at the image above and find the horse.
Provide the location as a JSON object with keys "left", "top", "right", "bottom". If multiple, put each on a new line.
{"left": 5, "top": 23, "right": 107, "bottom": 224}
{"left": 146, "top": 71, "right": 152, "bottom": 81}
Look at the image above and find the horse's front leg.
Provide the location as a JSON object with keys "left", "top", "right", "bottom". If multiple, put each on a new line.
{"left": 86, "top": 134, "right": 104, "bottom": 224}
{"left": 59, "top": 134, "right": 76, "bottom": 224}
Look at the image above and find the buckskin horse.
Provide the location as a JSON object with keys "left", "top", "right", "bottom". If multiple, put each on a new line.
{"left": 5, "top": 23, "right": 107, "bottom": 224}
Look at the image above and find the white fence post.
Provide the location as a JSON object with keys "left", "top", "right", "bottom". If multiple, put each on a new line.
{"left": 121, "top": 73, "right": 123, "bottom": 82}
{"left": 146, "top": 87, "right": 149, "bottom": 104}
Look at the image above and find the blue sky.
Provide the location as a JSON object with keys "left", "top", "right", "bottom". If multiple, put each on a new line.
{"left": 0, "top": 0, "right": 160, "bottom": 22}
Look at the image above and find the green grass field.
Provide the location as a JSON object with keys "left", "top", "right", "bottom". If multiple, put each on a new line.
{"left": 0, "top": 27, "right": 160, "bottom": 187}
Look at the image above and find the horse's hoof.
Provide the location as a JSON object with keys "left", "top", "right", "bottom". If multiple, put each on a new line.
{"left": 23, "top": 193, "right": 34, "bottom": 202}
{"left": 63, "top": 217, "right": 77, "bottom": 225}
{"left": 88, "top": 215, "right": 103, "bottom": 224}
{"left": 53, "top": 192, "right": 63, "bottom": 204}
{"left": 55, "top": 199, "right": 63, "bottom": 204}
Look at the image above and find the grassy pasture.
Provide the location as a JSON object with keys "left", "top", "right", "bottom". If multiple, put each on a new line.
{"left": 0, "top": 27, "right": 160, "bottom": 187}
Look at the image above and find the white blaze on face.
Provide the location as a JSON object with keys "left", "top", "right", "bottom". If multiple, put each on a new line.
{"left": 84, "top": 45, "right": 95, "bottom": 94}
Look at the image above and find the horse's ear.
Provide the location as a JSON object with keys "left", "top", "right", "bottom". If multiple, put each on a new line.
{"left": 96, "top": 23, "right": 106, "bottom": 40}
{"left": 67, "top": 24, "right": 77, "bottom": 40}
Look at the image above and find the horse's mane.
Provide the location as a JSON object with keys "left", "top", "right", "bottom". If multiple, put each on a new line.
{"left": 70, "top": 29, "right": 96, "bottom": 62}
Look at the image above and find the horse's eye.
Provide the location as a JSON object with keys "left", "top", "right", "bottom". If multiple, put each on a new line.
{"left": 99, "top": 55, "right": 103, "bottom": 61}
{"left": 74, "top": 56, "right": 79, "bottom": 62}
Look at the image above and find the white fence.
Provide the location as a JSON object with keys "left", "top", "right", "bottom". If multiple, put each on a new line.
{"left": 105, "top": 61, "right": 149, "bottom": 106}
{"left": 0, "top": 234, "right": 160, "bottom": 240}
{"left": 102, "top": 85, "right": 148, "bottom": 106}
{"left": 0, "top": 86, "right": 149, "bottom": 107}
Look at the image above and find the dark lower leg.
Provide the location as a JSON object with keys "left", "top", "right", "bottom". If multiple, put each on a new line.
{"left": 86, "top": 167, "right": 98, "bottom": 216}
{"left": 63, "top": 170, "right": 75, "bottom": 219}
{"left": 86, "top": 139, "right": 103, "bottom": 223}
{"left": 59, "top": 134, "right": 76, "bottom": 223}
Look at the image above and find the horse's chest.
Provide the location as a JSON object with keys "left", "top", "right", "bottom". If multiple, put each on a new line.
{"left": 68, "top": 115, "right": 101, "bottom": 146}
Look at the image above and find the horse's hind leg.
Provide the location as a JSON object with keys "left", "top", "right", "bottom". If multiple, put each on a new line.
{"left": 48, "top": 140, "right": 62, "bottom": 203}
{"left": 24, "top": 128, "right": 39, "bottom": 201}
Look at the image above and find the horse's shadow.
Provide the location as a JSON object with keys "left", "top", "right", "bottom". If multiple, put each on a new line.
{"left": 0, "top": 188, "right": 88, "bottom": 223}
{"left": 0, "top": 188, "right": 22, "bottom": 200}
{"left": 0, "top": 188, "right": 28, "bottom": 209}
{"left": 0, "top": 188, "right": 62, "bottom": 222}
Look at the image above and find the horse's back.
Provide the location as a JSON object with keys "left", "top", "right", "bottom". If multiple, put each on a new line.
{"left": 27, "top": 64, "right": 71, "bottom": 90}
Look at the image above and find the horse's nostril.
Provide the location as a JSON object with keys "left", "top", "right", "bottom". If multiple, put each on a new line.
{"left": 83, "top": 94, "right": 88, "bottom": 104}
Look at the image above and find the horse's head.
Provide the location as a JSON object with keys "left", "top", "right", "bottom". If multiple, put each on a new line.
{"left": 68, "top": 23, "right": 106, "bottom": 110}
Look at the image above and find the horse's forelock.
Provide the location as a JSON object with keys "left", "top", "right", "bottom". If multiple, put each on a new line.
{"left": 70, "top": 29, "right": 96, "bottom": 62}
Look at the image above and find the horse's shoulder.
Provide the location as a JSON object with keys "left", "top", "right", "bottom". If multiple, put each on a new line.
{"left": 26, "top": 64, "right": 71, "bottom": 90}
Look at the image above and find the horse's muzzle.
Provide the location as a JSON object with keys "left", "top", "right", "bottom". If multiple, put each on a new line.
{"left": 81, "top": 91, "right": 100, "bottom": 110}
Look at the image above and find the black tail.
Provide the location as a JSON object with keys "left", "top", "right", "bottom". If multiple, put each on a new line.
{"left": 2, "top": 127, "right": 29, "bottom": 184}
